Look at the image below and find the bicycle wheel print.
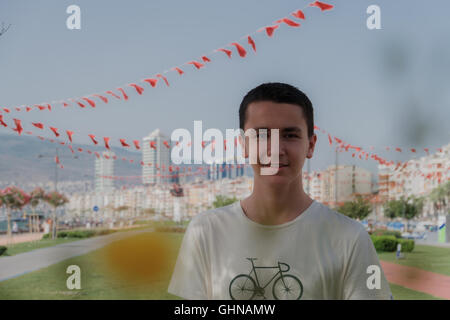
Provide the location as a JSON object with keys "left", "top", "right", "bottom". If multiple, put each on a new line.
{"left": 229, "top": 274, "right": 257, "bottom": 300}
{"left": 272, "top": 275, "right": 303, "bottom": 300}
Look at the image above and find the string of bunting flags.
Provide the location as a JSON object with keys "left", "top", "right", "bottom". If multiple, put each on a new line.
{"left": 0, "top": 1, "right": 334, "bottom": 115}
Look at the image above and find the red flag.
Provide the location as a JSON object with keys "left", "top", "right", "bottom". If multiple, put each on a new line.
{"left": 3, "top": 108, "right": 10, "bottom": 113}
{"left": 202, "top": 56, "right": 211, "bottom": 63}
{"left": 13, "top": 119, "right": 23, "bottom": 135}
{"left": 66, "top": 130, "right": 74, "bottom": 143}
{"left": 424, "top": 148, "right": 429, "bottom": 154}
{"left": 93, "top": 94, "right": 108, "bottom": 103}
{"left": 32, "top": 122, "right": 44, "bottom": 129}
{"left": 188, "top": 61, "right": 204, "bottom": 69}
{"left": 150, "top": 141, "right": 156, "bottom": 149}
{"left": 87, "top": 150, "right": 92, "bottom": 154}
{"left": 163, "top": 140, "right": 170, "bottom": 148}
{"left": 143, "top": 78, "right": 158, "bottom": 87}
{"left": 260, "top": 25, "right": 279, "bottom": 37}
{"left": 328, "top": 134, "right": 333, "bottom": 145}
{"left": 62, "top": 102, "right": 70, "bottom": 107}
{"left": 410, "top": 148, "right": 416, "bottom": 153}
{"left": 88, "top": 134, "right": 98, "bottom": 145}
{"left": 55, "top": 156, "right": 60, "bottom": 164}
{"left": 291, "top": 9, "right": 305, "bottom": 20}
{"left": 172, "top": 67, "right": 184, "bottom": 75}
{"left": 309, "top": 1, "right": 334, "bottom": 11}
{"left": 104, "top": 137, "right": 111, "bottom": 150}
{"left": 78, "top": 148, "right": 83, "bottom": 152}
{"left": 247, "top": 36, "right": 256, "bottom": 52}
{"left": 49, "top": 126, "right": 60, "bottom": 137}
{"left": 157, "top": 74, "right": 170, "bottom": 87}
{"left": 129, "top": 83, "right": 144, "bottom": 95}
{"left": 47, "top": 104, "right": 52, "bottom": 111}
{"left": 275, "top": 18, "right": 301, "bottom": 27}
{"left": 230, "top": 43, "right": 247, "bottom": 57}
{"left": 82, "top": 97, "right": 96, "bottom": 108}
{"left": 15, "top": 107, "right": 21, "bottom": 112}
{"left": 117, "top": 88, "right": 129, "bottom": 100}
{"left": 106, "top": 90, "right": 121, "bottom": 99}
{"left": 395, "top": 147, "right": 402, "bottom": 152}
{"left": 94, "top": 152, "right": 100, "bottom": 159}
{"left": 217, "top": 48, "right": 232, "bottom": 58}
{"left": 120, "top": 139, "right": 130, "bottom": 147}
{"left": 0, "top": 115, "right": 7, "bottom": 127}
{"left": 37, "top": 105, "right": 46, "bottom": 111}
{"left": 76, "top": 101, "right": 86, "bottom": 108}
{"left": 26, "top": 106, "right": 32, "bottom": 112}
{"left": 133, "top": 140, "right": 140, "bottom": 150}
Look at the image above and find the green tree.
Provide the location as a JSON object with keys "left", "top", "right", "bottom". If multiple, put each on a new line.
{"left": 337, "top": 196, "right": 371, "bottom": 221}
{"left": 0, "top": 187, "right": 30, "bottom": 237}
{"left": 383, "top": 196, "right": 423, "bottom": 231}
{"left": 429, "top": 181, "right": 450, "bottom": 215}
{"left": 44, "top": 191, "right": 69, "bottom": 239}
{"left": 213, "top": 195, "right": 238, "bottom": 208}
{"left": 29, "top": 187, "right": 45, "bottom": 233}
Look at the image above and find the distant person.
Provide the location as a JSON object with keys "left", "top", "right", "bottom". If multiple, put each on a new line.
{"left": 168, "top": 83, "right": 392, "bottom": 300}
{"left": 12, "top": 222, "right": 19, "bottom": 234}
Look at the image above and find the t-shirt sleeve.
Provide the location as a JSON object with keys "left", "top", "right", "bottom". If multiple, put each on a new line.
{"left": 167, "top": 216, "right": 210, "bottom": 300}
{"left": 343, "top": 227, "right": 393, "bottom": 300}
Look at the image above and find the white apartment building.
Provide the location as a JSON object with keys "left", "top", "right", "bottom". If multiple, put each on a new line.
{"left": 142, "top": 129, "right": 171, "bottom": 185}
{"left": 94, "top": 151, "right": 115, "bottom": 193}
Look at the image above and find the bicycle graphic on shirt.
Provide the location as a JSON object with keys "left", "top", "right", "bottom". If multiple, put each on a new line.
{"left": 229, "top": 258, "right": 303, "bottom": 300}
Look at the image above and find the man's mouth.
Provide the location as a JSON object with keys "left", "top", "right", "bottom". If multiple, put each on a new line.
{"left": 260, "top": 164, "right": 289, "bottom": 168}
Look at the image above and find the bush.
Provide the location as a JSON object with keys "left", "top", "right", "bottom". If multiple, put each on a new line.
{"left": 370, "top": 235, "right": 398, "bottom": 252}
{"left": 371, "top": 229, "right": 402, "bottom": 239}
{"left": 0, "top": 246, "right": 7, "bottom": 256}
{"left": 398, "top": 238, "right": 415, "bottom": 252}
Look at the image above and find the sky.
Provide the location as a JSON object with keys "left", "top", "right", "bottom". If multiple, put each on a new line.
{"left": 1, "top": 0, "right": 449, "bottom": 175}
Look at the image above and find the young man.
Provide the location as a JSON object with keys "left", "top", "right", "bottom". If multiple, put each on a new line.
{"left": 168, "top": 82, "right": 392, "bottom": 300}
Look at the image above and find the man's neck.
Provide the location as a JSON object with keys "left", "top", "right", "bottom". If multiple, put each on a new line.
{"left": 241, "top": 176, "right": 313, "bottom": 226}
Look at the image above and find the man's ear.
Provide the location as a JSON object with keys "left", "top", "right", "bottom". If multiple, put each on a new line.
{"left": 306, "top": 134, "right": 317, "bottom": 159}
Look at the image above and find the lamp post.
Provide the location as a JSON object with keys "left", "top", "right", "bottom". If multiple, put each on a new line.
{"left": 38, "top": 148, "right": 78, "bottom": 239}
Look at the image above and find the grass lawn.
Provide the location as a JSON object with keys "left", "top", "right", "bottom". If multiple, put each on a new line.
{"left": 378, "top": 244, "right": 450, "bottom": 277}
{"left": 389, "top": 284, "right": 442, "bottom": 300}
{"left": 0, "top": 231, "right": 184, "bottom": 300}
{"left": 0, "top": 231, "right": 446, "bottom": 300}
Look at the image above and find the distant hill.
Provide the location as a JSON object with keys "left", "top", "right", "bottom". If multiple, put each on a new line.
{"left": 0, "top": 133, "right": 141, "bottom": 184}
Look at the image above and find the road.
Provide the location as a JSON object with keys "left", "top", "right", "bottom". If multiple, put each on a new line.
{"left": 0, "top": 228, "right": 153, "bottom": 282}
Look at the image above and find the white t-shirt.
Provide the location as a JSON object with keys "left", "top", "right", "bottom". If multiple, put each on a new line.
{"left": 168, "top": 200, "right": 392, "bottom": 300}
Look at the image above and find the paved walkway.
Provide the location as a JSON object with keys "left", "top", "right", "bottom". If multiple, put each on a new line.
{"left": 0, "top": 228, "right": 153, "bottom": 282}
{"left": 381, "top": 260, "right": 450, "bottom": 300}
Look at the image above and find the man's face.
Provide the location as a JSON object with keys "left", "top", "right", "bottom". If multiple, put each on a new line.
{"left": 241, "top": 101, "right": 317, "bottom": 184}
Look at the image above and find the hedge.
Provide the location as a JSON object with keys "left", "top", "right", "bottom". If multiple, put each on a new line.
{"left": 371, "top": 229, "right": 402, "bottom": 239}
{"left": 370, "top": 235, "right": 415, "bottom": 252}
{"left": 0, "top": 246, "right": 7, "bottom": 256}
{"left": 42, "top": 229, "right": 115, "bottom": 239}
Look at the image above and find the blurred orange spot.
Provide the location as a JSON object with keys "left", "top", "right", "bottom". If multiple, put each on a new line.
{"left": 104, "top": 233, "right": 170, "bottom": 284}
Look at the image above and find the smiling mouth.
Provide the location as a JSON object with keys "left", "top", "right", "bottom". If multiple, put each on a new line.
{"left": 260, "top": 164, "right": 289, "bottom": 168}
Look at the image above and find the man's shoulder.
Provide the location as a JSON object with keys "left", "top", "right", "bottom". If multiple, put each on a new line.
{"left": 311, "top": 201, "right": 366, "bottom": 237}
{"left": 189, "top": 201, "right": 241, "bottom": 228}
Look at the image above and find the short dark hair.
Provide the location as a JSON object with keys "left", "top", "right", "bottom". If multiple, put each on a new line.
{"left": 239, "top": 82, "right": 314, "bottom": 138}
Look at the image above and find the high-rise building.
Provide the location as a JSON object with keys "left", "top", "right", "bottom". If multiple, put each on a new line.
{"left": 95, "top": 151, "right": 115, "bottom": 193}
{"left": 142, "top": 129, "right": 171, "bottom": 185}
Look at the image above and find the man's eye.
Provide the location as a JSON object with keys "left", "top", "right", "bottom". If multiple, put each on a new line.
{"left": 284, "top": 134, "right": 299, "bottom": 138}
